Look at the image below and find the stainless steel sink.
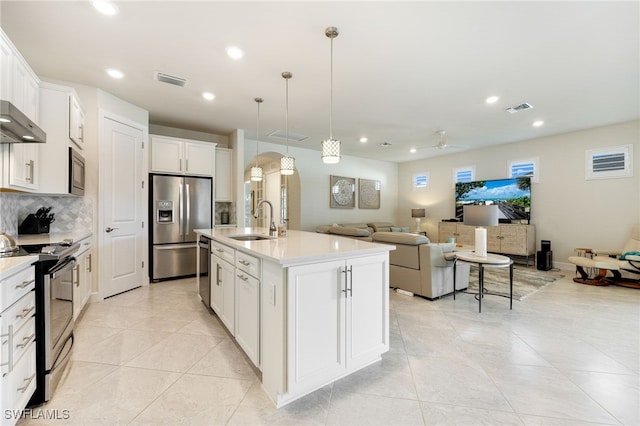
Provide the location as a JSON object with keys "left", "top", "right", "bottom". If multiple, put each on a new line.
{"left": 227, "top": 234, "right": 274, "bottom": 241}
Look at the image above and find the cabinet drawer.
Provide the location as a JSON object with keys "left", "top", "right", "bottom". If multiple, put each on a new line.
{"left": 3, "top": 342, "right": 36, "bottom": 419}
{"left": 12, "top": 316, "right": 35, "bottom": 367}
{"left": 211, "top": 241, "right": 235, "bottom": 264}
{"left": 1, "top": 265, "right": 35, "bottom": 312}
{"left": 236, "top": 251, "right": 260, "bottom": 278}
{"left": 2, "top": 291, "right": 36, "bottom": 342}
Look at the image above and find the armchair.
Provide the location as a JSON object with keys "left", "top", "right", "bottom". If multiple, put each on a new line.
{"left": 372, "top": 232, "right": 470, "bottom": 299}
{"left": 568, "top": 224, "right": 640, "bottom": 289}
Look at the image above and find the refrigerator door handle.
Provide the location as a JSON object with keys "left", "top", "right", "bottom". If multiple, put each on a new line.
{"left": 154, "top": 243, "right": 198, "bottom": 250}
{"left": 185, "top": 183, "right": 191, "bottom": 236}
{"left": 178, "top": 183, "right": 184, "bottom": 236}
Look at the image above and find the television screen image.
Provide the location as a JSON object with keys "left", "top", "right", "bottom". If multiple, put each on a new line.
{"left": 455, "top": 177, "right": 531, "bottom": 222}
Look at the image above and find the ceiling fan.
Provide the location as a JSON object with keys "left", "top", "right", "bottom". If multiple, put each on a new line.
{"left": 431, "top": 130, "right": 465, "bottom": 150}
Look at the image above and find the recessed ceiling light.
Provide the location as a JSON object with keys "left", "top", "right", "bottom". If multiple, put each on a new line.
{"left": 226, "top": 46, "right": 244, "bottom": 60}
{"left": 359, "top": 137, "right": 368, "bottom": 143}
{"left": 410, "top": 148, "right": 417, "bottom": 153}
{"left": 533, "top": 120, "right": 544, "bottom": 127}
{"left": 485, "top": 96, "right": 499, "bottom": 104}
{"left": 93, "top": 0, "right": 119, "bottom": 15}
{"left": 202, "top": 92, "right": 215, "bottom": 101}
{"left": 106, "top": 68, "right": 124, "bottom": 79}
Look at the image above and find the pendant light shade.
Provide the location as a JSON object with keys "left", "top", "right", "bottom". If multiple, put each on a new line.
{"left": 251, "top": 97, "right": 264, "bottom": 182}
{"left": 322, "top": 26, "right": 341, "bottom": 164}
{"left": 280, "top": 71, "right": 295, "bottom": 175}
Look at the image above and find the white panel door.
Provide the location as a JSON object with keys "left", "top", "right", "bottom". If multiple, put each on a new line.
{"left": 346, "top": 254, "right": 389, "bottom": 366}
{"left": 101, "top": 116, "right": 144, "bottom": 298}
{"left": 287, "top": 259, "right": 346, "bottom": 394}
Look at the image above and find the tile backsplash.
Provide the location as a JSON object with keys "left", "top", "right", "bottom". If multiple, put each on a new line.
{"left": 0, "top": 193, "right": 92, "bottom": 237}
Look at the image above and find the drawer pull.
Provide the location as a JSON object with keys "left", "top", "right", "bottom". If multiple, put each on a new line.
{"left": 15, "top": 306, "right": 35, "bottom": 319}
{"left": 17, "top": 373, "right": 36, "bottom": 393}
{"left": 239, "top": 260, "right": 251, "bottom": 266}
{"left": 15, "top": 279, "right": 35, "bottom": 289}
{"left": 237, "top": 274, "right": 249, "bottom": 282}
{"left": 16, "top": 333, "right": 35, "bottom": 349}
{"left": 215, "top": 248, "right": 224, "bottom": 253}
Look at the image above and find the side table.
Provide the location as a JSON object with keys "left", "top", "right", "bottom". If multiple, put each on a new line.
{"left": 453, "top": 251, "right": 514, "bottom": 312}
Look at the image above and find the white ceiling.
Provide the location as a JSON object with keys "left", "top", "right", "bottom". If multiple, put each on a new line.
{"left": 1, "top": 1, "right": 638, "bottom": 163}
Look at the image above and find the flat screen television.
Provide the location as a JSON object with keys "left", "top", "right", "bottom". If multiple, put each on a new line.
{"left": 455, "top": 177, "right": 531, "bottom": 223}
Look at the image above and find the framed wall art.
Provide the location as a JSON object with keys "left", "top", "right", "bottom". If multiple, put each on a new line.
{"left": 330, "top": 175, "right": 356, "bottom": 208}
{"left": 358, "top": 178, "right": 380, "bottom": 209}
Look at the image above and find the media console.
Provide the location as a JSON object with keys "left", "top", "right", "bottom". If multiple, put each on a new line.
{"left": 438, "top": 222, "right": 536, "bottom": 264}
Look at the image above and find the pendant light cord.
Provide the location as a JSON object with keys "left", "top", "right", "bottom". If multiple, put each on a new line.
{"left": 285, "top": 76, "right": 289, "bottom": 156}
{"left": 329, "top": 35, "right": 333, "bottom": 141}
{"left": 255, "top": 99, "right": 260, "bottom": 168}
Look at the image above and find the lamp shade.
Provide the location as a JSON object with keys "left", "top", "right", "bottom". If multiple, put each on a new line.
{"left": 463, "top": 205, "right": 499, "bottom": 226}
{"left": 411, "top": 208, "right": 426, "bottom": 218}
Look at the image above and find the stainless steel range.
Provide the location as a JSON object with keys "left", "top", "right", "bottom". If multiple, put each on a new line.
{"left": 19, "top": 241, "right": 78, "bottom": 406}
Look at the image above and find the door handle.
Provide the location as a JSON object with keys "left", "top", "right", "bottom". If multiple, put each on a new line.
{"left": 105, "top": 227, "right": 119, "bottom": 233}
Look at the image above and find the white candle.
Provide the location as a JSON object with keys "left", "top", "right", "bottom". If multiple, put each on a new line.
{"left": 475, "top": 227, "right": 487, "bottom": 257}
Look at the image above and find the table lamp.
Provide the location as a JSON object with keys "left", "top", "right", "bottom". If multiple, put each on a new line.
{"left": 411, "top": 208, "right": 426, "bottom": 232}
{"left": 463, "top": 205, "right": 498, "bottom": 257}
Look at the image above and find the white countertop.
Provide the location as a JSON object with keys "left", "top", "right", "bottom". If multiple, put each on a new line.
{"left": 15, "top": 231, "right": 92, "bottom": 246}
{"left": 196, "top": 227, "right": 395, "bottom": 267}
{"left": 0, "top": 255, "right": 37, "bottom": 279}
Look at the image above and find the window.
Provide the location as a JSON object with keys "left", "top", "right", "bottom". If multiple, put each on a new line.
{"left": 413, "top": 172, "right": 429, "bottom": 191}
{"left": 453, "top": 166, "right": 475, "bottom": 184}
{"left": 586, "top": 145, "right": 633, "bottom": 180}
{"left": 508, "top": 157, "right": 539, "bottom": 183}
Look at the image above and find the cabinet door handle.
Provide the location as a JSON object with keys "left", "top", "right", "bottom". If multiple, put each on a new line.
{"left": 2, "top": 325, "right": 14, "bottom": 374}
{"left": 347, "top": 265, "right": 353, "bottom": 297}
{"left": 15, "top": 305, "right": 35, "bottom": 319}
{"left": 15, "top": 279, "right": 35, "bottom": 289}
{"left": 87, "top": 254, "right": 92, "bottom": 272}
{"left": 341, "top": 268, "right": 348, "bottom": 296}
{"left": 216, "top": 264, "right": 222, "bottom": 286}
{"left": 16, "top": 333, "right": 35, "bottom": 349}
{"left": 17, "top": 373, "right": 36, "bottom": 393}
{"left": 25, "top": 160, "right": 34, "bottom": 183}
{"left": 237, "top": 274, "right": 249, "bottom": 282}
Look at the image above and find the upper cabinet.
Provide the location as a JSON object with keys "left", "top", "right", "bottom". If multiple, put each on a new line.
{"left": 38, "top": 82, "right": 85, "bottom": 194}
{"left": 150, "top": 135, "right": 216, "bottom": 176}
{"left": 215, "top": 147, "right": 233, "bottom": 202}
{"left": 1, "top": 29, "right": 41, "bottom": 192}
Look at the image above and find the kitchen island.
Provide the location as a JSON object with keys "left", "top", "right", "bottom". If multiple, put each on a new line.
{"left": 195, "top": 227, "right": 394, "bottom": 408}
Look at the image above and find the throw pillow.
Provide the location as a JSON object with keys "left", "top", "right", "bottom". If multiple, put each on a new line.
{"left": 401, "top": 227, "right": 410, "bottom": 232}
{"left": 390, "top": 226, "right": 401, "bottom": 232}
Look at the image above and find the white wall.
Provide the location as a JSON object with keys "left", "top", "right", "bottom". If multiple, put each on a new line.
{"left": 243, "top": 139, "right": 399, "bottom": 231}
{"left": 398, "top": 120, "right": 640, "bottom": 268}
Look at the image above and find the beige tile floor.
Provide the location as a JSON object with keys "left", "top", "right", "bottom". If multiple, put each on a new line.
{"left": 18, "top": 272, "right": 639, "bottom": 425}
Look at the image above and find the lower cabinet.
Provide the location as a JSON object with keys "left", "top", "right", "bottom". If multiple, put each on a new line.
{"left": 438, "top": 222, "right": 535, "bottom": 258}
{"left": 210, "top": 253, "right": 235, "bottom": 334}
{"left": 283, "top": 254, "right": 389, "bottom": 400}
{"left": 235, "top": 251, "right": 260, "bottom": 366}
{"left": 1, "top": 264, "right": 37, "bottom": 425}
{"left": 73, "top": 236, "right": 92, "bottom": 319}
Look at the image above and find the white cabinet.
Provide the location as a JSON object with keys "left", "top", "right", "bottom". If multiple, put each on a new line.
{"left": 1, "top": 263, "right": 37, "bottom": 425}
{"left": 73, "top": 235, "right": 93, "bottom": 319}
{"left": 283, "top": 254, "right": 389, "bottom": 399}
{"left": 150, "top": 135, "right": 216, "bottom": 176}
{"left": 68, "top": 94, "right": 85, "bottom": 149}
{"left": 235, "top": 251, "right": 260, "bottom": 365}
{"left": 1, "top": 29, "right": 41, "bottom": 192}
{"left": 210, "top": 241, "right": 235, "bottom": 333}
{"left": 38, "top": 82, "right": 85, "bottom": 194}
{"left": 215, "top": 147, "right": 233, "bottom": 201}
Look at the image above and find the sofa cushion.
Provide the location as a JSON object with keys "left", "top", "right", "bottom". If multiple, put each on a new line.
{"left": 368, "top": 222, "right": 395, "bottom": 232}
{"left": 315, "top": 225, "right": 333, "bottom": 233}
{"left": 339, "top": 222, "right": 370, "bottom": 229}
{"left": 390, "top": 226, "right": 411, "bottom": 233}
{"left": 328, "top": 227, "right": 371, "bottom": 237}
{"left": 372, "top": 231, "right": 429, "bottom": 245}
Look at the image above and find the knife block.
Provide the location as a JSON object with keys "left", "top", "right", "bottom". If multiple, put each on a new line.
{"left": 18, "top": 214, "right": 50, "bottom": 234}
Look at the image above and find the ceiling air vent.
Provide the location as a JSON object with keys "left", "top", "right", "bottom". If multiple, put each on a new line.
{"left": 155, "top": 72, "right": 187, "bottom": 87}
{"left": 505, "top": 103, "right": 533, "bottom": 114}
{"left": 268, "top": 130, "right": 308, "bottom": 143}
{"left": 378, "top": 142, "right": 393, "bottom": 147}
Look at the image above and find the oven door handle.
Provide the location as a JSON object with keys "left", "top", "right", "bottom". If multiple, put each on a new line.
{"left": 50, "top": 257, "right": 77, "bottom": 278}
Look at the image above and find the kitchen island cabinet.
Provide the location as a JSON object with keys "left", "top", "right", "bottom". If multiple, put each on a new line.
{"left": 196, "top": 227, "right": 393, "bottom": 408}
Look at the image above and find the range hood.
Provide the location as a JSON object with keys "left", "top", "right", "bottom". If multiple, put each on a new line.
{"left": 0, "top": 100, "right": 46, "bottom": 144}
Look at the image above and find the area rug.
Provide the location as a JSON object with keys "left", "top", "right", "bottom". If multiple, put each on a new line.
{"left": 466, "top": 265, "right": 564, "bottom": 300}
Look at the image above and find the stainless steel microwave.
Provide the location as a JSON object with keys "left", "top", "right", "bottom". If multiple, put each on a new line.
{"left": 69, "top": 147, "right": 85, "bottom": 196}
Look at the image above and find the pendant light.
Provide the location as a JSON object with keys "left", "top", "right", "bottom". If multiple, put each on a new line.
{"left": 321, "top": 26, "right": 340, "bottom": 164}
{"left": 250, "top": 97, "right": 263, "bottom": 182}
{"left": 280, "top": 71, "right": 295, "bottom": 175}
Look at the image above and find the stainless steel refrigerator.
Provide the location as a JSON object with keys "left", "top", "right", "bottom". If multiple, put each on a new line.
{"left": 150, "top": 174, "right": 212, "bottom": 281}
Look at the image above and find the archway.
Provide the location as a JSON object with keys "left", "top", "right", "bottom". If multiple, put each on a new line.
{"left": 243, "top": 152, "right": 301, "bottom": 231}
